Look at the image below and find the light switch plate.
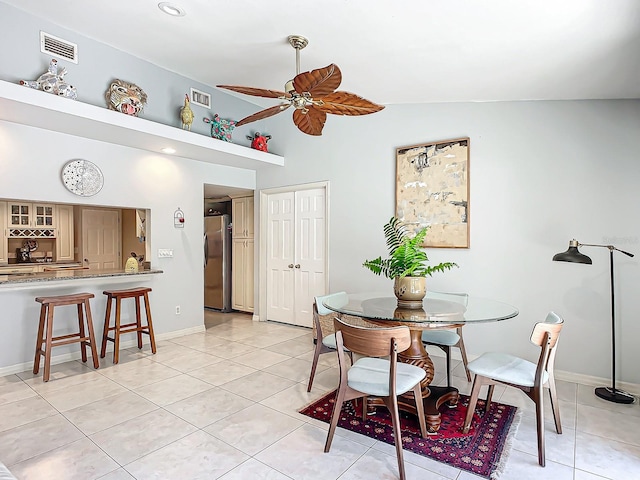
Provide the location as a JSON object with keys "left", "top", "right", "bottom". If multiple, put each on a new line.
{"left": 158, "top": 249, "right": 173, "bottom": 258}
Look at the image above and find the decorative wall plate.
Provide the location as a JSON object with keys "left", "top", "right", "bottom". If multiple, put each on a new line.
{"left": 61, "top": 159, "right": 104, "bottom": 196}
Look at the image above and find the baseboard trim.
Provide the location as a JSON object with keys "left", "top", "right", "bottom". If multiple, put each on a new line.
{"left": 0, "top": 324, "right": 206, "bottom": 378}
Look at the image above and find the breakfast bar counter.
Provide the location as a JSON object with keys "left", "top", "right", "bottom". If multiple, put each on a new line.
{"left": 0, "top": 268, "right": 163, "bottom": 287}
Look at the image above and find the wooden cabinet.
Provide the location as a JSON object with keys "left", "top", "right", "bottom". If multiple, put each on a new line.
{"left": 231, "top": 196, "right": 254, "bottom": 239}
{"left": 55, "top": 205, "right": 74, "bottom": 261}
{"left": 0, "top": 202, "right": 6, "bottom": 264}
{"left": 7, "top": 202, "right": 55, "bottom": 228}
{"left": 0, "top": 265, "right": 39, "bottom": 274}
{"left": 232, "top": 238, "right": 254, "bottom": 312}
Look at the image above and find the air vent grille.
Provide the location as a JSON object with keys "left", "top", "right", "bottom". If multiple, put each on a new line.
{"left": 40, "top": 31, "right": 78, "bottom": 64}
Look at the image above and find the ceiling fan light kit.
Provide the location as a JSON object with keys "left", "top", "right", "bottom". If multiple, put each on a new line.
{"left": 217, "top": 35, "right": 384, "bottom": 136}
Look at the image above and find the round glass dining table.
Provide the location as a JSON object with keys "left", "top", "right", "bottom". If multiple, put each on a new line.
{"left": 322, "top": 291, "right": 519, "bottom": 432}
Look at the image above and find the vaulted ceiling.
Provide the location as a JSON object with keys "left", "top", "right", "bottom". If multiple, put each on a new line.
{"left": 4, "top": 0, "right": 640, "bottom": 105}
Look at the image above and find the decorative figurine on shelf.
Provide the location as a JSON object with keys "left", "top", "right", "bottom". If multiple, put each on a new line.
{"left": 105, "top": 79, "right": 147, "bottom": 116}
{"left": 247, "top": 132, "right": 271, "bottom": 152}
{"left": 20, "top": 58, "right": 78, "bottom": 100}
{"left": 125, "top": 252, "right": 139, "bottom": 273}
{"left": 203, "top": 114, "right": 236, "bottom": 142}
{"left": 180, "top": 94, "right": 194, "bottom": 130}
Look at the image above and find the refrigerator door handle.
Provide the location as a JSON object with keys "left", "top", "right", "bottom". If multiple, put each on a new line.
{"left": 204, "top": 233, "right": 208, "bottom": 268}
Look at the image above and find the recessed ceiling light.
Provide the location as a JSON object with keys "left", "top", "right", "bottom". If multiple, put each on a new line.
{"left": 158, "top": 2, "right": 186, "bottom": 17}
{"left": 161, "top": 147, "right": 176, "bottom": 154}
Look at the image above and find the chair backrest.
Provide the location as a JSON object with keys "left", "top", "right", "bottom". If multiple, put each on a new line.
{"left": 427, "top": 291, "right": 469, "bottom": 307}
{"left": 313, "top": 292, "right": 348, "bottom": 339}
{"left": 314, "top": 292, "right": 348, "bottom": 316}
{"left": 333, "top": 317, "right": 411, "bottom": 357}
{"left": 530, "top": 311, "right": 564, "bottom": 387}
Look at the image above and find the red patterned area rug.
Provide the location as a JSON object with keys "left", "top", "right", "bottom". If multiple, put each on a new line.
{"left": 299, "top": 391, "right": 520, "bottom": 479}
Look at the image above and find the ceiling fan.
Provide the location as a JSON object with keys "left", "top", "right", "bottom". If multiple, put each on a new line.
{"left": 217, "top": 35, "right": 385, "bottom": 136}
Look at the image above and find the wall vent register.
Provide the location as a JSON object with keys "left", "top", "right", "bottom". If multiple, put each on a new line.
{"left": 40, "top": 31, "right": 78, "bottom": 64}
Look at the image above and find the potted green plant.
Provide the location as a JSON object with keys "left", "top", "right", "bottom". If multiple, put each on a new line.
{"left": 363, "top": 217, "right": 458, "bottom": 308}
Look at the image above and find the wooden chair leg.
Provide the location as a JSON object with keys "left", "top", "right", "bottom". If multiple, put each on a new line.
{"left": 307, "top": 340, "right": 324, "bottom": 392}
{"left": 77, "top": 303, "right": 87, "bottom": 363}
{"left": 485, "top": 384, "right": 495, "bottom": 414}
{"left": 412, "top": 383, "right": 428, "bottom": 438}
{"left": 534, "top": 386, "right": 546, "bottom": 466}
{"left": 134, "top": 295, "right": 143, "bottom": 349}
{"left": 33, "top": 305, "right": 46, "bottom": 374}
{"left": 384, "top": 395, "right": 407, "bottom": 480}
{"left": 324, "top": 386, "right": 348, "bottom": 452}
{"left": 547, "top": 375, "right": 562, "bottom": 434}
{"left": 444, "top": 345, "right": 452, "bottom": 387}
{"left": 462, "top": 375, "right": 483, "bottom": 434}
{"left": 143, "top": 292, "right": 157, "bottom": 354}
{"left": 113, "top": 297, "right": 122, "bottom": 364}
{"left": 43, "top": 306, "right": 55, "bottom": 382}
{"left": 84, "top": 299, "right": 100, "bottom": 369}
{"left": 100, "top": 296, "right": 112, "bottom": 358}
{"left": 456, "top": 329, "right": 472, "bottom": 382}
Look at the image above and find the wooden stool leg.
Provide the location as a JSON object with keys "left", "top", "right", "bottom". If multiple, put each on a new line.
{"left": 77, "top": 303, "right": 88, "bottom": 363}
{"left": 100, "top": 296, "right": 112, "bottom": 359}
{"left": 135, "top": 295, "right": 143, "bottom": 349}
{"left": 84, "top": 299, "right": 100, "bottom": 369}
{"left": 43, "top": 305, "right": 55, "bottom": 382}
{"left": 113, "top": 297, "right": 122, "bottom": 364}
{"left": 33, "top": 305, "right": 47, "bottom": 374}
{"left": 143, "top": 292, "right": 157, "bottom": 354}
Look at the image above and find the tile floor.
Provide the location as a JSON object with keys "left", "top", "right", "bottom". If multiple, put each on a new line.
{"left": 1, "top": 310, "right": 639, "bottom": 480}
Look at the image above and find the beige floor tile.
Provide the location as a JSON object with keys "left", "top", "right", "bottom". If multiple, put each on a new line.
{"left": 9, "top": 438, "right": 119, "bottom": 480}
{"left": 231, "top": 349, "right": 291, "bottom": 369}
{"left": 220, "top": 370, "right": 296, "bottom": 402}
{"left": 218, "top": 458, "right": 292, "bottom": 479}
{"left": 133, "top": 373, "right": 214, "bottom": 406}
{"left": 39, "top": 375, "right": 127, "bottom": 412}
{"left": 64, "top": 391, "right": 158, "bottom": 435}
{"left": 0, "top": 375, "right": 37, "bottom": 406}
{"left": 0, "top": 414, "right": 84, "bottom": 467}
{"left": 0, "top": 396, "right": 57, "bottom": 433}
{"left": 167, "top": 331, "right": 227, "bottom": 350}
{"left": 97, "top": 358, "right": 181, "bottom": 389}
{"left": 89, "top": 409, "right": 197, "bottom": 465}
{"left": 496, "top": 448, "right": 574, "bottom": 479}
{"left": 512, "top": 414, "right": 575, "bottom": 467}
{"left": 163, "top": 387, "right": 254, "bottom": 428}
{"left": 255, "top": 423, "right": 368, "bottom": 480}
{"left": 260, "top": 382, "right": 333, "bottom": 421}
{"left": 205, "top": 403, "right": 304, "bottom": 455}
{"left": 576, "top": 384, "right": 640, "bottom": 417}
{"left": 151, "top": 349, "right": 224, "bottom": 373}
{"left": 263, "top": 357, "right": 316, "bottom": 383}
{"left": 307, "top": 366, "right": 340, "bottom": 393}
{"left": 96, "top": 468, "right": 135, "bottom": 480}
{"left": 573, "top": 469, "right": 614, "bottom": 480}
{"left": 208, "top": 341, "right": 258, "bottom": 359}
{"left": 188, "top": 359, "right": 257, "bottom": 386}
{"left": 340, "top": 448, "right": 449, "bottom": 480}
{"left": 265, "top": 336, "right": 314, "bottom": 357}
{"left": 577, "top": 403, "right": 640, "bottom": 446}
{"left": 124, "top": 430, "right": 249, "bottom": 480}
{"left": 575, "top": 430, "right": 640, "bottom": 479}
{"left": 17, "top": 361, "right": 98, "bottom": 394}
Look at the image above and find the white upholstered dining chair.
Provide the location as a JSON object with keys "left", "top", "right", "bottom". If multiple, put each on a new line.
{"left": 325, "top": 318, "right": 428, "bottom": 480}
{"left": 421, "top": 291, "right": 471, "bottom": 386}
{"left": 462, "top": 311, "right": 564, "bottom": 467}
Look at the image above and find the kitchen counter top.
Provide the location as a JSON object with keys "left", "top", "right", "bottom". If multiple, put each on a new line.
{"left": 0, "top": 268, "right": 163, "bottom": 286}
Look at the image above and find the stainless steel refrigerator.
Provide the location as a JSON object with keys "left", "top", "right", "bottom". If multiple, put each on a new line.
{"left": 204, "top": 214, "right": 232, "bottom": 311}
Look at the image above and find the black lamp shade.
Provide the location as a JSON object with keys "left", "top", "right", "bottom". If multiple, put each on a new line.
{"left": 553, "top": 240, "right": 592, "bottom": 264}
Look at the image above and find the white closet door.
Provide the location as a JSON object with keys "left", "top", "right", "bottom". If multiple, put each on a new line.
{"left": 266, "top": 192, "right": 295, "bottom": 324}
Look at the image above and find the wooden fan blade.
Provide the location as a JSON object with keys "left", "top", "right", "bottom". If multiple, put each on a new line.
{"left": 217, "top": 85, "right": 288, "bottom": 99}
{"left": 293, "top": 64, "right": 342, "bottom": 97}
{"left": 293, "top": 108, "right": 327, "bottom": 136}
{"left": 314, "top": 91, "right": 385, "bottom": 116}
{"left": 236, "top": 104, "right": 291, "bottom": 126}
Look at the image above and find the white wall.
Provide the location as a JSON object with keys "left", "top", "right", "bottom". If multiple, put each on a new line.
{"left": 0, "top": 120, "right": 255, "bottom": 370}
{"left": 256, "top": 99, "right": 640, "bottom": 385}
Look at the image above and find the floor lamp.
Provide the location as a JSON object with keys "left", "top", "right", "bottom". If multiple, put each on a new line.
{"left": 553, "top": 239, "right": 635, "bottom": 404}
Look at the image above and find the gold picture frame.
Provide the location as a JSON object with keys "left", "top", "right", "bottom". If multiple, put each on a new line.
{"left": 396, "top": 138, "right": 470, "bottom": 248}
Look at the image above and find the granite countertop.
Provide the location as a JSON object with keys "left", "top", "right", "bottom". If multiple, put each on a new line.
{"left": 0, "top": 268, "right": 163, "bottom": 285}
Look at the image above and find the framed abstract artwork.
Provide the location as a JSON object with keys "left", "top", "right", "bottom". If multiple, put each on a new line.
{"left": 396, "top": 138, "right": 470, "bottom": 248}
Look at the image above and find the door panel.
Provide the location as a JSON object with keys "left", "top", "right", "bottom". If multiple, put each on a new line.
{"left": 82, "top": 208, "right": 120, "bottom": 270}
